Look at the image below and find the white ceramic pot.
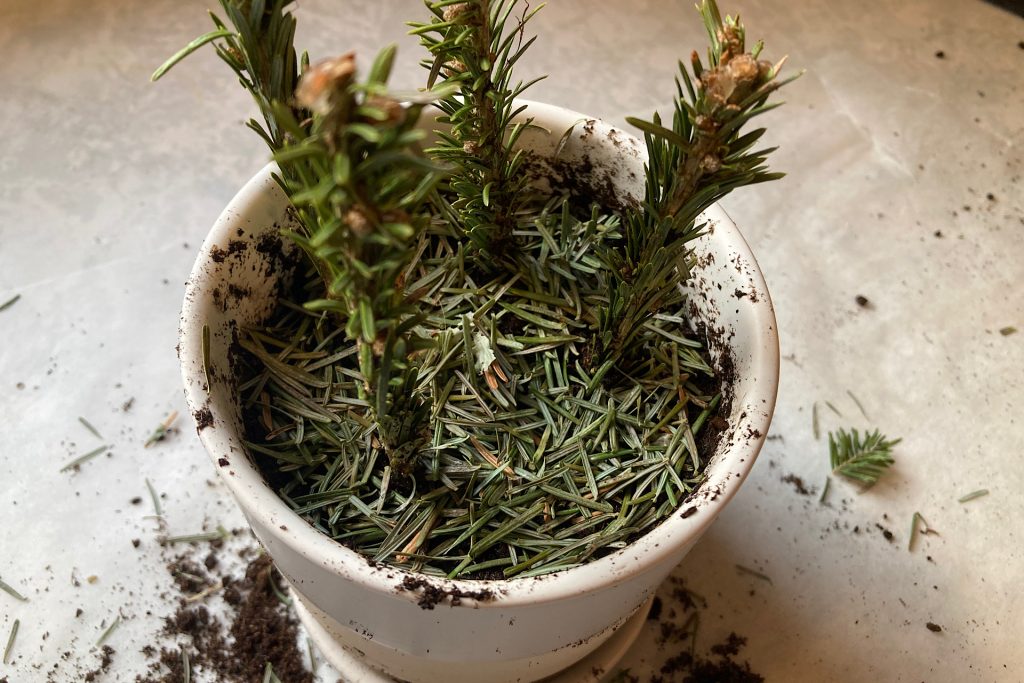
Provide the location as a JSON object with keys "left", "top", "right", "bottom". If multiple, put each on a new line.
{"left": 179, "top": 101, "right": 779, "bottom": 683}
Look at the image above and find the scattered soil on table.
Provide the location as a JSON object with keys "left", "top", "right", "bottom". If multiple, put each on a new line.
{"left": 855, "top": 295, "right": 871, "bottom": 308}
{"left": 659, "top": 633, "right": 764, "bottom": 683}
{"left": 620, "top": 577, "right": 763, "bottom": 683}
{"left": 137, "top": 550, "right": 311, "bottom": 683}
{"left": 781, "top": 473, "right": 812, "bottom": 496}
{"left": 926, "top": 622, "right": 943, "bottom": 633}
{"left": 83, "top": 646, "right": 115, "bottom": 682}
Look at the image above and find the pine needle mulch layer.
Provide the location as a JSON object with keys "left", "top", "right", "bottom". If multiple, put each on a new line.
{"left": 234, "top": 191, "right": 729, "bottom": 580}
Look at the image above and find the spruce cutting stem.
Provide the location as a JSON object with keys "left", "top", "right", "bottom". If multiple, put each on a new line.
{"left": 471, "top": 0, "right": 514, "bottom": 250}
{"left": 661, "top": 130, "right": 719, "bottom": 220}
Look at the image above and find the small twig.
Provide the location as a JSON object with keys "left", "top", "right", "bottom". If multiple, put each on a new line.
{"left": 144, "top": 410, "right": 179, "bottom": 448}
{"left": 812, "top": 402, "right": 820, "bottom": 440}
{"left": 60, "top": 445, "right": 110, "bottom": 472}
{"left": 958, "top": 489, "right": 989, "bottom": 504}
{"left": 185, "top": 580, "right": 224, "bottom": 603}
{"left": 182, "top": 647, "right": 192, "bottom": 683}
{"left": 3, "top": 619, "right": 18, "bottom": 664}
{"left": 470, "top": 436, "right": 515, "bottom": 477}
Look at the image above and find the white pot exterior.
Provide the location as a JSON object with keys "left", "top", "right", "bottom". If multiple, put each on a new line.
{"left": 179, "top": 101, "right": 779, "bottom": 683}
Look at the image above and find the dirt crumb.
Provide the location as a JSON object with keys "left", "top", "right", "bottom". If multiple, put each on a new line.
{"left": 193, "top": 407, "right": 214, "bottom": 430}
{"left": 137, "top": 551, "right": 312, "bottom": 683}
{"left": 83, "top": 646, "right": 115, "bottom": 682}
{"left": 781, "top": 474, "right": 811, "bottom": 496}
{"left": 397, "top": 575, "right": 496, "bottom": 610}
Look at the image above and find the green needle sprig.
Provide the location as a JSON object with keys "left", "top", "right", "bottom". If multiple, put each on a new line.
{"left": 410, "top": 0, "right": 544, "bottom": 261}
{"left": 151, "top": 0, "right": 306, "bottom": 153}
{"left": 594, "top": 0, "right": 798, "bottom": 367}
{"left": 829, "top": 428, "right": 900, "bottom": 487}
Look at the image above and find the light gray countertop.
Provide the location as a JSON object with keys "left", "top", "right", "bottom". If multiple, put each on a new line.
{"left": 1, "top": 0, "right": 1022, "bottom": 681}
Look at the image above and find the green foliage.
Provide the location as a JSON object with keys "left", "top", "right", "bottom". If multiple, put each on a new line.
{"left": 594, "top": 0, "right": 798, "bottom": 366}
{"left": 829, "top": 428, "right": 900, "bottom": 486}
{"left": 409, "top": 1, "right": 545, "bottom": 261}
{"left": 158, "top": 0, "right": 793, "bottom": 577}
{"left": 152, "top": 0, "right": 306, "bottom": 152}
{"left": 266, "top": 47, "right": 450, "bottom": 472}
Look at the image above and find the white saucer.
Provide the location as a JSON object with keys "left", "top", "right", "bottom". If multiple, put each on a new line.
{"left": 292, "top": 591, "right": 652, "bottom": 683}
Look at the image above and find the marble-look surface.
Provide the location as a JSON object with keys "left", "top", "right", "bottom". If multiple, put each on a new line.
{"left": 1, "top": 0, "right": 1021, "bottom": 681}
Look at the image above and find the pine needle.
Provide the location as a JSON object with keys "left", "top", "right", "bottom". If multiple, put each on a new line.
{"left": 829, "top": 428, "right": 899, "bottom": 487}
{"left": 908, "top": 512, "right": 937, "bottom": 551}
{"left": 845, "top": 390, "right": 869, "bottom": 419}
{"left": 818, "top": 476, "right": 831, "bottom": 504}
{"left": 958, "top": 489, "right": 989, "bottom": 503}
{"left": 0, "top": 576, "right": 28, "bottom": 603}
{"left": 3, "top": 619, "right": 18, "bottom": 664}
{"left": 165, "top": 526, "right": 229, "bottom": 545}
{"left": 60, "top": 445, "right": 110, "bottom": 472}
{"left": 202, "top": 324, "right": 212, "bottom": 386}
{"left": 145, "top": 478, "right": 162, "bottom": 516}
{"left": 735, "top": 564, "right": 772, "bottom": 584}
{"left": 144, "top": 411, "right": 179, "bottom": 448}
{"left": 96, "top": 615, "right": 120, "bottom": 648}
{"left": 78, "top": 417, "right": 103, "bottom": 439}
{"left": 262, "top": 662, "right": 283, "bottom": 683}
{"left": 0, "top": 294, "right": 20, "bottom": 313}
